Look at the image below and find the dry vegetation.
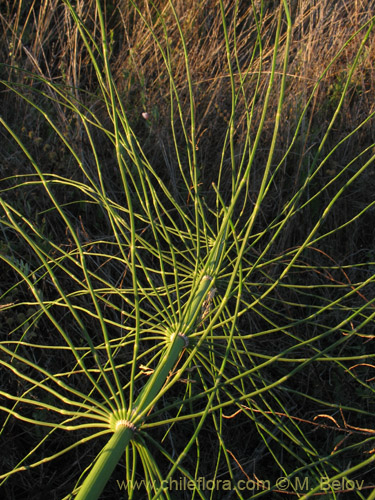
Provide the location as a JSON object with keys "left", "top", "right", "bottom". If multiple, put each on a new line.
{"left": 1, "top": 0, "right": 375, "bottom": 246}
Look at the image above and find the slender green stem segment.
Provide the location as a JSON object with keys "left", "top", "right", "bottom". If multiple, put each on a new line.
{"left": 132, "top": 331, "right": 189, "bottom": 423}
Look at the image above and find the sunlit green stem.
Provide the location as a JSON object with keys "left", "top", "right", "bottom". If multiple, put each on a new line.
{"left": 75, "top": 425, "right": 134, "bottom": 500}
{"left": 73, "top": 331, "right": 188, "bottom": 500}
{"left": 132, "top": 331, "right": 188, "bottom": 423}
{"left": 75, "top": 261, "right": 219, "bottom": 499}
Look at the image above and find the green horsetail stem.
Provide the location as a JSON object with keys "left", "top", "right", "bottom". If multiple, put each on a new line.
{"left": 75, "top": 423, "right": 135, "bottom": 500}
{"left": 74, "top": 332, "right": 191, "bottom": 500}
{"left": 75, "top": 229, "right": 226, "bottom": 500}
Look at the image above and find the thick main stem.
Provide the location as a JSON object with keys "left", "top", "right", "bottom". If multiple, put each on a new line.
{"left": 75, "top": 224, "right": 227, "bottom": 499}
{"left": 74, "top": 333, "right": 187, "bottom": 500}
{"left": 75, "top": 426, "right": 134, "bottom": 500}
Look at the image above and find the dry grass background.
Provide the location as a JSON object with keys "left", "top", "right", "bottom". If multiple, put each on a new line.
{"left": 1, "top": 0, "right": 374, "bottom": 248}
{"left": 1, "top": 1, "right": 375, "bottom": 499}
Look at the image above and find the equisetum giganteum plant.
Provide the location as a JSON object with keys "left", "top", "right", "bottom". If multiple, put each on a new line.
{"left": 1, "top": 1, "right": 375, "bottom": 499}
